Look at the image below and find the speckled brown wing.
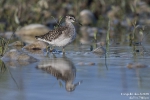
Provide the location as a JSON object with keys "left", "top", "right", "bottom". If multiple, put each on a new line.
{"left": 40, "top": 66, "right": 70, "bottom": 82}
{"left": 35, "top": 26, "right": 68, "bottom": 41}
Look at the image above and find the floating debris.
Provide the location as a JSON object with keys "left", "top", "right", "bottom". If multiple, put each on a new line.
{"left": 77, "top": 62, "right": 96, "bottom": 66}
{"left": 92, "top": 46, "right": 106, "bottom": 54}
{"left": 1, "top": 49, "right": 37, "bottom": 62}
{"left": 8, "top": 41, "right": 24, "bottom": 46}
{"left": 23, "top": 41, "right": 47, "bottom": 50}
{"left": 127, "top": 63, "right": 148, "bottom": 69}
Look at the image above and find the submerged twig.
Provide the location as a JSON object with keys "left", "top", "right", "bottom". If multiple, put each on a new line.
{"left": 6, "top": 64, "right": 20, "bottom": 89}
{"left": 0, "top": 60, "right": 19, "bottom": 89}
{"left": 104, "top": 53, "right": 108, "bottom": 70}
{"left": 0, "top": 29, "right": 19, "bottom": 89}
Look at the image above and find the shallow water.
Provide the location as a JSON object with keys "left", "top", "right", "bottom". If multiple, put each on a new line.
{"left": 0, "top": 45, "right": 150, "bottom": 100}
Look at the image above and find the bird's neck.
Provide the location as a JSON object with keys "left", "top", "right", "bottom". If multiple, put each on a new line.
{"left": 66, "top": 80, "right": 73, "bottom": 86}
{"left": 65, "top": 22, "right": 75, "bottom": 29}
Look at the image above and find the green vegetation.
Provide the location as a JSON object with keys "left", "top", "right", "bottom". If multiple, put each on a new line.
{"left": 106, "top": 20, "right": 111, "bottom": 53}
{"left": 0, "top": 33, "right": 14, "bottom": 56}
{"left": 0, "top": 60, "right": 6, "bottom": 73}
{"left": 0, "top": 37, "right": 8, "bottom": 56}
{"left": 0, "top": 0, "right": 147, "bottom": 30}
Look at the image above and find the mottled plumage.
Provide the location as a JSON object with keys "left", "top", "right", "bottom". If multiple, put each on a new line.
{"left": 35, "top": 26, "right": 68, "bottom": 42}
{"left": 40, "top": 65, "right": 75, "bottom": 82}
{"left": 35, "top": 15, "right": 79, "bottom": 53}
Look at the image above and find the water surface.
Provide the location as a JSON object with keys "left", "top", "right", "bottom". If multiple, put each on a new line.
{"left": 0, "top": 45, "right": 150, "bottom": 100}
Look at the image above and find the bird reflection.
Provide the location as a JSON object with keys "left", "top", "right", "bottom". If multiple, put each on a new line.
{"left": 37, "top": 57, "right": 81, "bottom": 92}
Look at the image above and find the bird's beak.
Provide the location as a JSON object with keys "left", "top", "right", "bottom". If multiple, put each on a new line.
{"left": 78, "top": 22, "right": 82, "bottom": 26}
{"left": 74, "top": 80, "right": 83, "bottom": 87}
{"left": 74, "top": 19, "right": 82, "bottom": 26}
{"left": 75, "top": 21, "right": 82, "bottom": 26}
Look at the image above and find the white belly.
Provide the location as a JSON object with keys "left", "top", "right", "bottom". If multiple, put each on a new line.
{"left": 37, "top": 35, "right": 74, "bottom": 47}
{"left": 50, "top": 37, "right": 71, "bottom": 47}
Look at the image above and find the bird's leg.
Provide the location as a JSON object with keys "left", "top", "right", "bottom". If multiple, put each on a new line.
{"left": 46, "top": 45, "right": 53, "bottom": 57}
{"left": 58, "top": 80, "right": 63, "bottom": 87}
{"left": 46, "top": 45, "right": 54, "bottom": 52}
{"left": 52, "top": 53, "right": 57, "bottom": 58}
{"left": 49, "top": 46, "right": 54, "bottom": 52}
{"left": 62, "top": 47, "right": 65, "bottom": 56}
{"left": 46, "top": 45, "right": 50, "bottom": 56}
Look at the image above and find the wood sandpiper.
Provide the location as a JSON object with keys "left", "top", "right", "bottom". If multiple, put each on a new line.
{"left": 35, "top": 15, "right": 81, "bottom": 54}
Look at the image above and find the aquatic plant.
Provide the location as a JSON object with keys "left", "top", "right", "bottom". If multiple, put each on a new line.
{"left": 104, "top": 20, "right": 111, "bottom": 70}
{"left": 129, "top": 21, "right": 137, "bottom": 46}
{"left": 0, "top": 32, "right": 14, "bottom": 56}
{"left": 0, "top": 60, "right": 6, "bottom": 73}
{"left": 51, "top": 16, "right": 63, "bottom": 29}
{"left": 0, "top": 37, "right": 7, "bottom": 56}
{"left": 129, "top": 20, "right": 147, "bottom": 56}
{"left": 106, "top": 20, "right": 111, "bottom": 53}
